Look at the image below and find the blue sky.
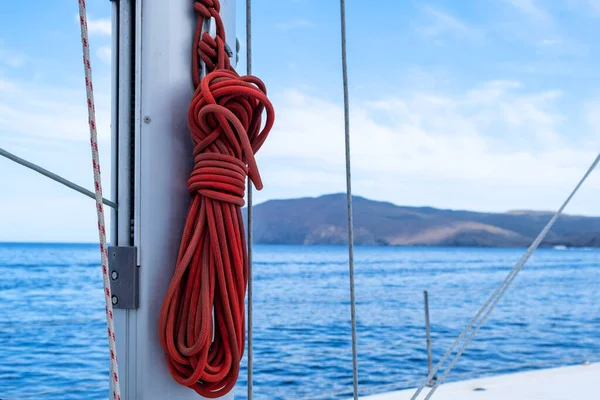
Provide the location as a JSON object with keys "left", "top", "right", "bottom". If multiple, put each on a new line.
{"left": 2, "top": 0, "right": 600, "bottom": 242}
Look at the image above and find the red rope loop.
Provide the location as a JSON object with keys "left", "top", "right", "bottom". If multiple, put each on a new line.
{"left": 192, "top": 0, "right": 229, "bottom": 86}
{"left": 159, "top": 2, "right": 274, "bottom": 398}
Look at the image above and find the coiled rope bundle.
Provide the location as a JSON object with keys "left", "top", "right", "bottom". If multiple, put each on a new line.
{"left": 158, "top": 1, "right": 274, "bottom": 397}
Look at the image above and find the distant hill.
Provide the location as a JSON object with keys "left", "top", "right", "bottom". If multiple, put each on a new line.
{"left": 244, "top": 194, "right": 600, "bottom": 247}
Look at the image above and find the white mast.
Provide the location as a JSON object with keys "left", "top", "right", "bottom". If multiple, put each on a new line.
{"left": 111, "top": 0, "right": 237, "bottom": 399}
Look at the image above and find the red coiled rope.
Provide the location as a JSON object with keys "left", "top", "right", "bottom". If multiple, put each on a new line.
{"left": 158, "top": 1, "right": 274, "bottom": 397}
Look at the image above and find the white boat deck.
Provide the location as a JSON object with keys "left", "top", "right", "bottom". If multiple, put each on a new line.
{"left": 364, "top": 362, "right": 598, "bottom": 400}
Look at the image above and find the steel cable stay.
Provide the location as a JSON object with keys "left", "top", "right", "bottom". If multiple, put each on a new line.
{"left": 246, "top": 1, "right": 255, "bottom": 399}
{"left": 0, "top": 147, "right": 117, "bottom": 209}
{"left": 407, "top": 152, "right": 600, "bottom": 400}
{"left": 339, "top": 0, "right": 359, "bottom": 399}
{"left": 331, "top": 1, "right": 600, "bottom": 397}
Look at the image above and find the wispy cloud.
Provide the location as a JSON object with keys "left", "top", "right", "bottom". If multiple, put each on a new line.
{"left": 0, "top": 75, "right": 111, "bottom": 144}
{"left": 275, "top": 19, "right": 313, "bottom": 31}
{"left": 0, "top": 40, "right": 112, "bottom": 241}
{"left": 497, "top": 1, "right": 569, "bottom": 48}
{"left": 417, "top": 6, "right": 479, "bottom": 39}
{"left": 255, "top": 81, "right": 600, "bottom": 214}
{"left": 504, "top": 0, "right": 550, "bottom": 22}
{"left": 538, "top": 38, "right": 563, "bottom": 46}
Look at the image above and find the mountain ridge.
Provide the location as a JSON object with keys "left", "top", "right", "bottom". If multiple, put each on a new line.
{"left": 245, "top": 193, "right": 600, "bottom": 247}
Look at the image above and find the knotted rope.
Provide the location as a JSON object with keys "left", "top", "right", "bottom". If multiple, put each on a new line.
{"left": 158, "top": 1, "right": 274, "bottom": 397}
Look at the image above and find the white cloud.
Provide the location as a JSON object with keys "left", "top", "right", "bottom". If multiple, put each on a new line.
{"left": 416, "top": 6, "right": 481, "bottom": 42}
{"left": 275, "top": 19, "right": 313, "bottom": 31}
{"left": 0, "top": 74, "right": 112, "bottom": 242}
{"left": 0, "top": 75, "right": 111, "bottom": 144}
{"left": 97, "top": 46, "right": 111, "bottom": 66}
{"left": 504, "top": 0, "right": 550, "bottom": 22}
{"left": 496, "top": 2, "right": 569, "bottom": 49}
{"left": 254, "top": 82, "right": 600, "bottom": 215}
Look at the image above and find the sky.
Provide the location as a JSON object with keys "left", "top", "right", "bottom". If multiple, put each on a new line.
{"left": 2, "top": 0, "right": 600, "bottom": 242}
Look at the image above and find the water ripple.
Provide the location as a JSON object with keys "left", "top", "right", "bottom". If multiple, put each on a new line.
{"left": 0, "top": 244, "right": 598, "bottom": 399}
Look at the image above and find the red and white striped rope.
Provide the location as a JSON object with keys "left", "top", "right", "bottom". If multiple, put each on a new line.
{"left": 77, "top": 1, "right": 121, "bottom": 399}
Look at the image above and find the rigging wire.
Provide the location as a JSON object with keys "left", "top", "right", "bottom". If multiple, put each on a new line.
{"left": 410, "top": 152, "right": 600, "bottom": 400}
{"left": 339, "top": 0, "right": 359, "bottom": 399}
{"left": 246, "top": 0, "right": 254, "bottom": 399}
{"left": 0, "top": 147, "right": 117, "bottom": 209}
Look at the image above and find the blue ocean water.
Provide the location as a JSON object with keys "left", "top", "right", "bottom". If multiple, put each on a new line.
{"left": 0, "top": 243, "right": 599, "bottom": 400}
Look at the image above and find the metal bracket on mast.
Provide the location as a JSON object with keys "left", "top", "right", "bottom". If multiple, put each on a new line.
{"left": 108, "top": 246, "right": 139, "bottom": 309}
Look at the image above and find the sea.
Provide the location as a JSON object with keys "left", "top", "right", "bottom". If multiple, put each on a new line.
{"left": 0, "top": 243, "right": 599, "bottom": 400}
